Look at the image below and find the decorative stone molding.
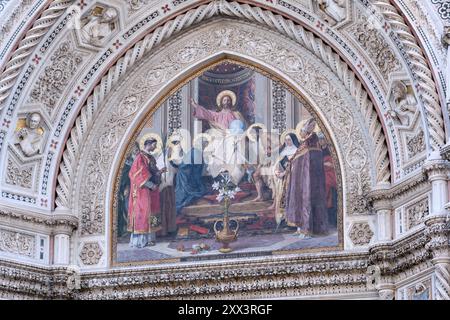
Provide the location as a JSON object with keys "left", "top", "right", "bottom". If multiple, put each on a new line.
{"left": 0, "top": 221, "right": 443, "bottom": 299}
{"left": 424, "top": 216, "right": 450, "bottom": 300}
{"left": 0, "top": 0, "right": 75, "bottom": 108}
{"left": 443, "top": 26, "right": 450, "bottom": 47}
{"left": 66, "top": 265, "right": 81, "bottom": 297}
{"left": 0, "top": 0, "right": 34, "bottom": 52}
{"left": 0, "top": 228, "right": 35, "bottom": 258}
{"left": 406, "top": 197, "right": 429, "bottom": 230}
{"left": 431, "top": 1, "right": 450, "bottom": 24}
{"left": 440, "top": 143, "right": 450, "bottom": 161}
{"left": 378, "top": 287, "right": 395, "bottom": 300}
{"left": 422, "top": 158, "right": 450, "bottom": 181}
{"left": 350, "top": 20, "right": 401, "bottom": 79}
{"left": 0, "top": 251, "right": 372, "bottom": 299}
{"left": 367, "top": 215, "right": 449, "bottom": 299}
{"left": 79, "top": 242, "right": 103, "bottom": 266}
{"left": 406, "top": 130, "right": 425, "bottom": 158}
{"left": 367, "top": 172, "right": 428, "bottom": 202}
{"left": 372, "top": 0, "right": 446, "bottom": 151}
{"left": 73, "top": 19, "right": 380, "bottom": 236}
{"left": 29, "top": 41, "right": 83, "bottom": 118}
{"left": 0, "top": 207, "right": 78, "bottom": 233}
{"left": 55, "top": 0, "right": 395, "bottom": 216}
{"left": 349, "top": 222, "right": 374, "bottom": 246}
{"left": 5, "top": 158, "right": 33, "bottom": 188}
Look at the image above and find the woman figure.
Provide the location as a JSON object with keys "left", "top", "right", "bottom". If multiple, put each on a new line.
{"left": 271, "top": 132, "right": 300, "bottom": 226}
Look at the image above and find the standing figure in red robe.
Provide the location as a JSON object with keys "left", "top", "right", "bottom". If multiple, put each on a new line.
{"left": 128, "top": 137, "right": 166, "bottom": 248}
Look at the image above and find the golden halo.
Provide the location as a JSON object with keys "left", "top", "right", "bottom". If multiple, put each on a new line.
{"left": 296, "top": 119, "right": 320, "bottom": 141}
{"left": 280, "top": 129, "right": 298, "bottom": 145}
{"left": 216, "top": 90, "right": 237, "bottom": 108}
{"left": 193, "top": 133, "right": 212, "bottom": 148}
{"left": 139, "top": 133, "right": 162, "bottom": 156}
{"left": 246, "top": 123, "right": 268, "bottom": 142}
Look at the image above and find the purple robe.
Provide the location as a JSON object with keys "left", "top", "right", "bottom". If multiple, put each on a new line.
{"left": 282, "top": 133, "right": 328, "bottom": 235}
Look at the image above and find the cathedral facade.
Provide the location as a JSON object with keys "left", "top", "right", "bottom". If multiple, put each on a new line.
{"left": 0, "top": 0, "right": 449, "bottom": 300}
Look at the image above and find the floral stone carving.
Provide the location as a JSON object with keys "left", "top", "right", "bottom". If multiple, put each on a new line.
{"left": 349, "top": 222, "right": 374, "bottom": 246}
{"left": 30, "top": 42, "right": 83, "bottom": 117}
{"left": 79, "top": 242, "right": 103, "bottom": 265}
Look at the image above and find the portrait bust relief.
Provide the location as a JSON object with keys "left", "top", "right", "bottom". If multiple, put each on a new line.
{"left": 13, "top": 112, "right": 45, "bottom": 157}
{"left": 77, "top": 5, "right": 119, "bottom": 48}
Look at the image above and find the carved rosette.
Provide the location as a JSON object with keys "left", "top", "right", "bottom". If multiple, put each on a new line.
{"left": 349, "top": 222, "right": 374, "bottom": 246}
{"left": 79, "top": 242, "right": 103, "bottom": 266}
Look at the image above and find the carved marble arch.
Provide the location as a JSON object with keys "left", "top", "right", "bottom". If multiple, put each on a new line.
{"left": 67, "top": 18, "right": 389, "bottom": 268}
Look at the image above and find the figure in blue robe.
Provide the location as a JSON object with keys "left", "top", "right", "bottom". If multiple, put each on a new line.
{"left": 172, "top": 147, "right": 207, "bottom": 214}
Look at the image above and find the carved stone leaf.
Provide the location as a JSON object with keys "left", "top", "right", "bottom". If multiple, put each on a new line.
{"left": 30, "top": 42, "right": 83, "bottom": 117}
{"left": 5, "top": 158, "right": 32, "bottom": 189}
{"left": 0, "top": 229, "right": 35, "bottom": 258}
{"left": 350, "top": 21, "right": 402, "bottom": 78}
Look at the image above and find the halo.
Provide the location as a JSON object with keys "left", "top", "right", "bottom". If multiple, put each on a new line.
{"left": 139, "top": 133, "right": 162, "bottom": 156}
{"left": 280, "top": 129, "right": 298, "bottom": 145}
{"left": 296, "top": 118, "right": 320, "bottom": 141}
{"left": 216, "top": 90, "right": 237, "bottom": 108}
{"left": 246, "top": 123, "right": 268, "bottom": 142}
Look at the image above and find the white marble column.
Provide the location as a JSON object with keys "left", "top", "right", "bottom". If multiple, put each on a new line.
{"left": 371, "top": 184, "right": 393, "bottom": 242}
{"left": 54, "top": 234, "right": 70, "bottom": 265}
{"left": 376, "top": 209, "right": 393, "bottom": 242}
{"left": 424, "top": 153, "right": 450, "bottom": 217}
{"left": 52, "top": 208, "right": 77, "bottom": 265}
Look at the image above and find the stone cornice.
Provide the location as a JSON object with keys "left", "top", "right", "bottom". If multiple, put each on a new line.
{"left": 0, "top": 251, "right": 371, "bottom": 299}
{"left": 367, "top": 172, "right": 429, "bottom": 202}
{"left": 440, "top": 143, "right": 450, "bottom": 161}
{"left": 0, "top": 207, "right": 78, "bottom": 233}
{"left": 369, "top": 215, "right": 450, "bottom": 277}
{"left": 1, "top": 222, "right": 446, "bottom": 299}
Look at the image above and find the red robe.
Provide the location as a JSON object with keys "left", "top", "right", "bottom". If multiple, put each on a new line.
{"left": 323, "top": 154, "right": 337, "bottom": 209}
{"left": 128, "top": 152, "right": 161, "bottom": 234}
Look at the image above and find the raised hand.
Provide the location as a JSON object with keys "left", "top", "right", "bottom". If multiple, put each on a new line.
{"left": 190, "top": 98, "right": 199, "bottom": 108}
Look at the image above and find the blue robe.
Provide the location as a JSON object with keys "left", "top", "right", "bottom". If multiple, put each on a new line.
{"left": 173, "top": 148, "right": 207, "bottom": 214}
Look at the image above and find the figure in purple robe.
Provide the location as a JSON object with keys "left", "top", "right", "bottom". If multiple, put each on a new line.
{"left": 281, "top": 119, "right": 329, "bottom": 238}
